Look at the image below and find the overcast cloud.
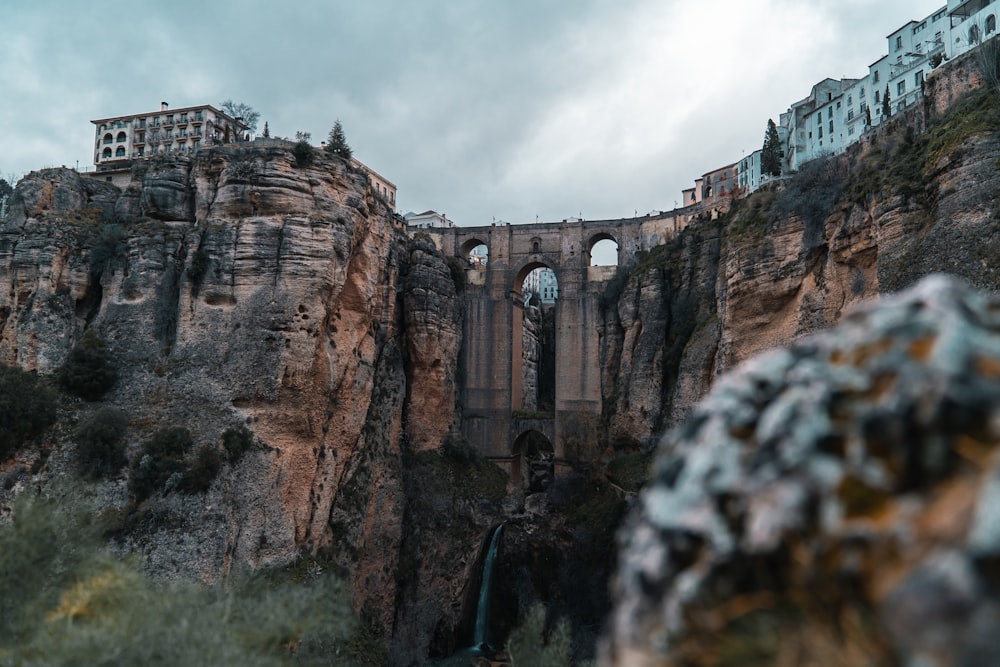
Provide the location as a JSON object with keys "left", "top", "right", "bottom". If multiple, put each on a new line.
{"left": 2, "top": 0, "right": 946, "bottom": 225}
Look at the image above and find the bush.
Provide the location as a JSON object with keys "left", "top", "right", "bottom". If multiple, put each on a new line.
{"left": 0, "top": 365, "right": 57, "bottom": 460}
{"left": 89, "top": 223, "right": 127, "bottom": 277}
{"left": 506, "top": 603, "right": 572, "bottom": 667}
{"left": 75, "top": 407, "right": 129, "bottom": 479}
{"left": 57, "top": 328, "right": 118, "bottom": 401}
{"left": 222, "top": 425, "right": 254, "bottom": 463}
{"left": 178, "top": 444, "right": 223, "bottom": 494}
{"left": 0, "top": 486, "right": 357, "bottom": 665}
{"left": 129, "top": 426, "right": 193, "bottom": 502}
{"left": 292, "top": 140, "right": 314, "bottom": 168}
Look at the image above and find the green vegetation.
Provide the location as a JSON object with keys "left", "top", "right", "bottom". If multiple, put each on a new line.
{"left": 88, "top": 223, "right": 127, "bottom": 277}
{"left": 75, "top": 407, "right": 129, "bottom": 479}
{"left": 57, "top": 329, "right": 118, "bottom": 401}
{"left": 222, "top": 424, "right": 254, "bottom": 463}
{"left": 128, "top": 426, "right": 226, "bottom": 500}
{"left": 129, "top": 426, "right": 193, "bottom": 501}
{"left": 446, "top": 255, "right": 467, "bottom": 293}
{"left": 761, "top": 119, "right": 783, "bottom": 177}
{"left": 0, "top": 486, "right": 358, "bottom": 666}
{"left": 849, "top": 87, "right": 1000, "bottom": 212}
{"left": 325, "top": 120, "right": 353, "bottom": 160}
{"left": 506, "top": 603, "right": 572, "bottom": 667}
{"left": 292, "top": 140, "right": 314, "bottom": 168}
{"left": 177, "top": 443, "right": 224, "bottom": 494}
{"left": 0, "top": 364, "right": 57, "bottom": 460}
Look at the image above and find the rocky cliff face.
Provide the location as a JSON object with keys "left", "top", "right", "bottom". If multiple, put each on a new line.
{"left": 600, "top": 70, "right": 1000, "bottom": 452}
{"left": 0, "top": 145, "right": 473, "bottom": 658}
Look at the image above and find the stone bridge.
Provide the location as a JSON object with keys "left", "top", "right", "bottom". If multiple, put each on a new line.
{"left": 418, "top": 212, "right": 683, "bottom": 481}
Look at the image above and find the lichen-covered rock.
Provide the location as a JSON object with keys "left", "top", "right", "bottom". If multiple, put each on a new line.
{"left": 604, "top": 275, "right": 1000, "bottom": 667}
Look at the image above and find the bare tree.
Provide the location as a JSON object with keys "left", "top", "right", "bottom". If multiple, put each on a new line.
{"left": 219, "top": 100, "right": 260, "bottom": 138}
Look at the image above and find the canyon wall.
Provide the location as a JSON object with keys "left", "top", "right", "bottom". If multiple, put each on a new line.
{"left": 0, "top": 146, "right": 478, "bottom": 660}
{"left": 599, "top": 69, "right": 1000, "bottom": 452}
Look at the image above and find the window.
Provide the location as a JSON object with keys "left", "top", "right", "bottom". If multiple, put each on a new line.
{"left": 116, "top": 131, "right": 127, "bottom": 142}
{"left": 989, "top": 15, "right": 997, "bottom": 34}
{"left": 828, "top": 107, "right": 833, "bottom": 119}
{"left": 829, "top": 120, "right": 834, "bottom": 133}
{"left": 166, "top": 114, "right": 174, "bottom": 124}
{"left": 898, "top": 81, "right": 906, "bottom": 96}
{"left": 895, "top": 35, "right": 903, "bottom": 50}
{"left": 836, "top": 100, "right": 841, "bottom": 109}
{"left": 971, "top": 24, "right": 981, "bottom": 44}
{"left": 848, "top": 95, "right": 853, "bottom": 105}
{"left": 848, "top": 109, "right": 855, "bottom": 120}
{"left": 102, "top": 133, "right": 113, "bottom": 145}
{"left": 115, "top": 146, "right": 126, "bottom": 157}
{"left": 875, "top": 90, "right": 881, "bottom": 104}
{"left": 819, "top": 126, "right": 823, "bottom": 139}
{"left": 849, "top": 127, "right": 855, "bottom": 136}
{"left": 874, "top": 70, "right": 880, "bottom": 83}
{"left": 102, "top": 147, "right": 112, "bottom": 159}
{"left": 915, "top": 71, "right": 924, "bottom": 86}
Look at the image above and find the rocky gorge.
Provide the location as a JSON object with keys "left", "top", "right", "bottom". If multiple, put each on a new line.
{"left": 2, "top": 48, "right": 1000, "bottom": 665}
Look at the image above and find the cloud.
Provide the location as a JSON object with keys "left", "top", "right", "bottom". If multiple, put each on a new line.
{"left": 0, "top": 0, "right": 956, "bottom": 223}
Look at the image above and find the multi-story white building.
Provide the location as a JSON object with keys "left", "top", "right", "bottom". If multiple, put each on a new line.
{"left": 947, "top": 0, "right": 999, "bottom": 58}
{"left": 405, "top": 210, "right": 455, "bottom": 228}
{"left": 90, "top": 102, "right": 247, "bottom": 185}
{"left": 522, "top": 267, "right": 558, "bottom": 305}
{"left": 737, "top": 150, "right": 763, "bottom": 194}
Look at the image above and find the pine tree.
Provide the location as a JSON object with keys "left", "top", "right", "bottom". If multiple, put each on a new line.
{"left": 882, "top": 84, "right": 892, "bottom": 118}
{"left": 262, "top": 121, "right": 270, "bottom": 138}
{"left": 325, "top": 120, "right": 352, "bottom": 160}
{"left": 761, "top": 118, "right": 783, "bottom": 177}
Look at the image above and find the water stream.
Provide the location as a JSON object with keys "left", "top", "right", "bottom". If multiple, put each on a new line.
{"left": 472, "top": 523, "right": 504, "bottom": 653}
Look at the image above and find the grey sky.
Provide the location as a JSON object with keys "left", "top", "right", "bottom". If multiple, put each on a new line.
{"left": 2, "top": 0, "right": 946, "bottom": 226}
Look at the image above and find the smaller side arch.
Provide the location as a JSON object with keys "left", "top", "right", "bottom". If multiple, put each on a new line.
{"left": 511, "top": 430, "right": 554, "bottom": 492}
{"left": 587, "top": 232, "right": 620, "bottom": 266}
{"left": 460, "top": 238, "right": 489, "bottom": 268}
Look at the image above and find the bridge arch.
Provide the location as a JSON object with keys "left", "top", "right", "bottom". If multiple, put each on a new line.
{"left": 587, "top": 232, "right": 620, "bottom": 266}
{"left": 461, "top": 238, "right": 489, "bottom": 268}
{"left": 512, "top": 429, "right": 554, "bottom": 491}
{"left": 512, "top": 261, "right": 558, "bottom": 415}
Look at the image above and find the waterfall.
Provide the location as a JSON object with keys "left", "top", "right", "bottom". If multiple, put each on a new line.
{"left": 472, "top": 523, "right": 504, "bottom": 652}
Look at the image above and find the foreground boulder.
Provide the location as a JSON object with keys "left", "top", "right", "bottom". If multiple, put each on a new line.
{"left": 605, "top": 274, "right": 1000, "bottom": 667}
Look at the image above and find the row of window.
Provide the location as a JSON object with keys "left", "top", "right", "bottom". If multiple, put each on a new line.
{"left": 99, "top": 139, "right": 206, "bottom": 160}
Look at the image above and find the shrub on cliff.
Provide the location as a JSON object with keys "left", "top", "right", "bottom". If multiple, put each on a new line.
{"left": 57, "top": 328, "right": 118, "bottom": 401}
{"left": 178, "top": 444, "right": 223, "bottom": 494}
{"left": 129, "top": 426, "right": 192, "bottom": 501}
{"left": 222, "top": 425, "right": 254, "bottom": 463}
{"left": 75, "top": 406, "right": 128, "bottom": 479}
{"left": 506, "top": 603, "right": 571, "bottom": 666}
{"left": 292, "top": 140, "right": 314, "bottom": 167}
{"left": 0, "top": 364, "right": 57, "bottom": 460}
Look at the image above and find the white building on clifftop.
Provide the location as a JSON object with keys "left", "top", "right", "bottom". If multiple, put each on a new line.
{"left": 90, "top": 102, "right": 247, "bottom": 185}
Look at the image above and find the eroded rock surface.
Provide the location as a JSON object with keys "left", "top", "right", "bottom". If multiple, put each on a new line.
{"left": 604, "top": 275, "right": 1000, "bottom": 666}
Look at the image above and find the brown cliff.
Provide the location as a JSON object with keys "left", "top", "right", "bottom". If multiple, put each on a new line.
{"left": 0, "top": 144, "right": 471, "bottom": 658}
{"left": 600, "top": 63, "right": 1000, "bottom": 451}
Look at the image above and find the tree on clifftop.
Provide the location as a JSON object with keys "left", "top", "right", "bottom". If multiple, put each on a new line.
{"left": 761, "top": 118, "right": 783, "bottom": 177}
{"left": 219, "top": 100, "right": 260, "bottom": 137}
{"left": 324, "top": 120, "right": 352, "bottom": 160}
{"left": 882, "top": 85, "right": 892, "bottom": 118}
